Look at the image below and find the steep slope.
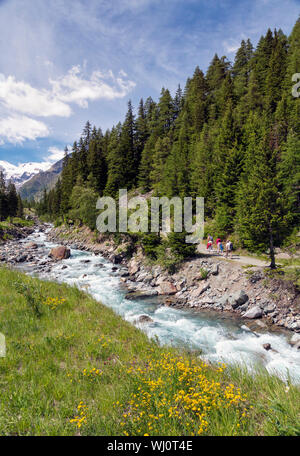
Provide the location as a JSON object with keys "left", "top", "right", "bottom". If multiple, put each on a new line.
{"left": 0, "top": 160, "right": 45, "bottom": 188}
{"left": 19, "top": 158, "right": 64, "bottom": 201}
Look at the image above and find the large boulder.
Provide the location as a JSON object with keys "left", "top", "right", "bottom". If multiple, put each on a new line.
{"left": 158, "top": 281, "right": 177, "bottom": 295}
{"left": 229, "top": 290, "right": 249, "bottom": 309}
{"left": 49, "top": 246, "right": 71, "bottom": 260}
{"left": 243, "top": 306, "right": 263, "bottom": 319}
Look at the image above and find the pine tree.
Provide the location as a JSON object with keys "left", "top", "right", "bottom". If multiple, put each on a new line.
{"left": 236, "top": 119, "right": 290, "bottom": 268}
{"left": 6, "top": 181, "right": 18, "bottom": 217}
{"left": 87, "top": 132, "right": 107, "bottom": 195}
{"left": 278, "top": 131, "right": 300, "bottom": 229}
{"left": 232, "top": 39, "right": 253, "bottom": 100}
{"left": 265, "top": 30, "right": 288, "bottom": 114}
{"left": 16, "top": 194, "right": 24, "bottom": 218}
{"left": 0, "top": 172, "right": 8, "bottom": 221}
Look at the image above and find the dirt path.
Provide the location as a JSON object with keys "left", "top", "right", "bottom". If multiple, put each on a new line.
{"left": 197, "top": 243, "right": 269, "bottom": 267}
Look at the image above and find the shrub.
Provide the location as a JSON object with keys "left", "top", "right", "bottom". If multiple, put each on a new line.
{"left": 199, "top": 268, "right": 209, "bottom": 280}
{"left": 140, "top": 233, "right": 161, "bottom": 259}
{"left": 13, "top": 278, "right": 44, "bottom": 317}
{"left": 167, "top": 232, "right": 196, "bottom": 258}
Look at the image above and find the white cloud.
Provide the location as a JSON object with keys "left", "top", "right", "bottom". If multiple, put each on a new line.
{"left": 0, "top": 116, "right": 49, "bottom": 144}
{"left": 50, "top": 66, "right": 136, "bottom": 108}
{"left": 0, "top": 66, "right": 135, "bottom": 144}
{"left": 222, "top": 40, "right": 241, "bottom": 54}
{"left": 0, "top": 66, "right": 135, "bottom": 119}
{"left": 0, "top": 74, "right": 72, "bottom": 117}
{"left": 47, "top": 146, "right": 66, "bottom": 162}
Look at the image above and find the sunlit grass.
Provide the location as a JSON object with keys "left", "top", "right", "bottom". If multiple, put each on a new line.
{"left": 0, "top": 266, "right": 299, "bottom": 436}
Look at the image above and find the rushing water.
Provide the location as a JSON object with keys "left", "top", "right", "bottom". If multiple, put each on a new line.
{"left": 20, "top": 228, "right": 300, "bottom": 384}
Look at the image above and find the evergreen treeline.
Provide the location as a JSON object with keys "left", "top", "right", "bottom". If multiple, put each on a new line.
{"left": 0, "top": 171, "right": 23, "bottom": 221}
{"left": 37, "top": 20, "right": 300, "bottom": 267}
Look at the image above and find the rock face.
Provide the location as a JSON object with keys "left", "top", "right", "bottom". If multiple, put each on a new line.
{"left": 243, "top": 306, "right": 263, "bottom": 319}
{"left": 128, "top": 258, "right": 140, "bottom": 275}
{"left": 49, "top": 246, "right": 71, "bottom": 260}
{"left": 158, "top": 281, "right": 177, "bottom": 295}
{"left": 229, "top": 290, "right": 249, "bottom": 309}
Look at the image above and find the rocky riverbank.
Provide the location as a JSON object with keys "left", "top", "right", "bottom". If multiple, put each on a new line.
{"left": 46, "top": 224, "right": 300, "bottom": 339}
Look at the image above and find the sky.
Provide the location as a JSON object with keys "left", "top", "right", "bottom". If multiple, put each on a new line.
{"left": 0, "top": 0, "right": 299, "bottom": 168}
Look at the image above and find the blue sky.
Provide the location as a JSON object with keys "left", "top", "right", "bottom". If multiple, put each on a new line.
{"left": 0, "top": 0, "right": 299, "bottom": 167}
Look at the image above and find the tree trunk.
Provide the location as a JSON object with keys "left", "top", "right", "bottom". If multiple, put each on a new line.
{"left": 269, "top": 227, "right": 276, "bottom": 269}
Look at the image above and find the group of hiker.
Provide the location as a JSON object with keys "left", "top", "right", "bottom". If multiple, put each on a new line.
{"left": 206, "top": 235, "right": 233, "bottom": 258}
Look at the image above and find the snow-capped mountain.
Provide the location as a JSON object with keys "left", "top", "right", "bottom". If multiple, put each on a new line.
{"left": 0, "top": 160, "right": 51, "bottom": 188}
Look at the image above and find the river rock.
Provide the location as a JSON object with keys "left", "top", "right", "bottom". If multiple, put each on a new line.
{"left": 229, "top": 290, "right": 249, "bottom": 309}
{"left": 25, "top": 242, "right": 38, "bottom": 250}
{"left": 137, "top": 315, "right": 154, "bottom": 324}
{"left": 49, "top": 246, "right": 71, "bottom": 260}
{"left": 290, "top": 333, "right": 300, "bottom": 346}
{"left": 15, "top": 254, "right": 27, "bottom": 263}
{"left": 243, "top": 306, "right": 263, "bottom": 319}
{"left": 263, "top": 343, "right": 272, "bottom": 351}
{"left": 125, "top": 290, "right": 158, "bottom": 300}
{"left": 158, "top": 281, "right": 177, "bottom": 295}
{"left": 190, "top": 283, "right": 210, "bottom": 298}
{"left": 290, "top": 320, "right": 300, "bottom": 331}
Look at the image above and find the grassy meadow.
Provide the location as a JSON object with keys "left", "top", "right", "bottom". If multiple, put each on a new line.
{"left": 0, "top": 266, "right": 299, "bottom": 436}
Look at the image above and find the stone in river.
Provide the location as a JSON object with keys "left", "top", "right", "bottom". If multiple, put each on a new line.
{"left": 25, "top": 242, "right": 38, "bottom": 250}
{"left": 137, "top": 315, "right": 154, "bottom": 324}
{"left": 49, "top": 246, "right": 71, "bottom": 260}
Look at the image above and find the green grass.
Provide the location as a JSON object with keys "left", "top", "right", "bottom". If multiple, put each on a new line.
{"left": 0, "top": 266, "right": 299, "bottom": 436}
{"left": 0, "top": 217, "right": 34, "bottom": 232}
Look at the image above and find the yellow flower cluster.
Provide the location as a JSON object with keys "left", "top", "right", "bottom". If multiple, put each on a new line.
{"left": 82, "top": 367, "right": 103, "bottom": 381}
{"left": 98, "top": 334, "right": 112, "bottom": 348}
{"left": 117, "top": 352, "right": 248, "bottom": 436}
{"left": 44, "top": 296, "right": 66, "bottom": 310}
{"left": 70, "top": 402, "right": 88, "bottom": 429}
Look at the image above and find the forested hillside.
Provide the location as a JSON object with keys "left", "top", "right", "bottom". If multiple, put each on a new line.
{"left": 37, "top": 20, "right": 300, "bottom": 264}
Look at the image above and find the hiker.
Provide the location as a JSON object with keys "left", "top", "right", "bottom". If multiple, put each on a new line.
{"left": 219, "top": 242, "right": 224, "bottom": 255}
{"left": 207, "top": 235, "right": 212, "bottom": 251}
{"left": 225, "top": 240, "right": 233, "bottom": 258}
{"left": 216, "top": 237, "right": 221, "bottom": 254}
{"left": 207, "top": 239, "right": 213, "bottom": 251}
